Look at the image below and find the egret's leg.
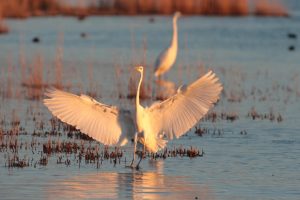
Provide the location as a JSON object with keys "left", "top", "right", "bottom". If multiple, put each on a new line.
{"left": 130, "top": 132, "right": 138, "bottom": 167}
{"left": 135, "top": 140, "right": 146, "bottom": 170}
{"left": 143, "top": 144, "right": 146, "bottom": 159}
{"left": 135, "top": 153, "right": 143, "bottom": 170}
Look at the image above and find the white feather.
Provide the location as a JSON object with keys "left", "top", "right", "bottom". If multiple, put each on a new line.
{"left": 44, "top": 89, "right": 134, "bottom": 146}
{"left": 145, "top": 70, "right": 223, "bottom": 140}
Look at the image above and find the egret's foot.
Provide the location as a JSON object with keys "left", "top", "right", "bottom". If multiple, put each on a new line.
{"left": 125, "top": 160, "right": 135, "bottom": 168}
{"left": 135, "top": 155, "right": 143, "bottom": 170}
{"left": 125, "top": 165, "right": 134, "bottom": 169}
{"left": 135, "top": 164, "right": 141, "bottom": 170}
{"left": 125, "top": 161, "right": 134, "bottom": 169}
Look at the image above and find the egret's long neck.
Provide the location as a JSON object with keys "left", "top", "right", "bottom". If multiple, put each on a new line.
{"left": 171, "top": 17, "right": 178, "bottom": 47}
{"left": 136, "top": 71, "right": 143, "bottom": 108}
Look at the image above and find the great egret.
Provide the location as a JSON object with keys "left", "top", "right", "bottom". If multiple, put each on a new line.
{"left": 43, "top": 66, "right": 222, "bottom": 168}
{"left": 154, "top": 12, "right": 181, "bottom": 77}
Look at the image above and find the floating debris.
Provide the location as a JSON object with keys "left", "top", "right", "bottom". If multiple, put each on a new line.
{"left": 288, "top": 45, "right": 295, "bottom": 51}
{"left": 287, "top": 33, "right": 297, "bottom": 39}
{"left": 80, "top": 32, "right": 87, "bottom": 38}
{"left": 32, "top": 37, "right": 40, "bottom": 43}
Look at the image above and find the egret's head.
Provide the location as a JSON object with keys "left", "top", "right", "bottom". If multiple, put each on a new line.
{"left": 174, "top": 11, "right": 181, "bottom": 19}
{"left": 135, "top": 66, "right": 144, "bottom": 73}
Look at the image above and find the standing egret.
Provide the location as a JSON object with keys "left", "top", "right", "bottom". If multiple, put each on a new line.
{"left": 154, "top": 12, "right": 181, "bottom": 77}
{"left": 43, "top": 66, "right": 222, "bottom": 169}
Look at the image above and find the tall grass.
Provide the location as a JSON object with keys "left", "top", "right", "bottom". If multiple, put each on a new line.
{"left": 22, "top": 54, "right": 45, "bottom": 100}
{"left": 0, "top": 0, "right": 61, "bottom": 18}
{"left": 0, "top": 7, "right": 8, "bottom": 34}
{"left": 0, "top": 20, "right": 8, "bottom": 34}
{"left": 254, "top": 0, "right": 288, "bottom": 16}
{"left": 113, "top": 0, "right": 250, "bottom": 15}
{"left": 0, "top": 0, "right": 289, "bottom": 18}
{"left": 113, "top": 0, "right": 287, "bottom": 16}
{"left": 54, "top": 34, "right": 64, "bottom": 89}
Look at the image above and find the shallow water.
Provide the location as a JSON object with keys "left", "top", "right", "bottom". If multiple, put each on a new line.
{"left": 1, "top": 7, "right": 300, "bottom": 200}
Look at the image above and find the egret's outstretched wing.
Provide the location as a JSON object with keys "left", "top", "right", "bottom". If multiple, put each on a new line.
{"left": 146, "top": 71, "right": 222, "bottom": 139}
{"left": 43, "top": 88, "right": 133, "bottom": 145}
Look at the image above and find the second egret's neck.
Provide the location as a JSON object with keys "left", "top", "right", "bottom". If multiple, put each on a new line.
{"left": 171, "top": 17, "right": 178, "bottom": 47}
{"left": 136, "top": 71, "right": 143, "bottom": 108}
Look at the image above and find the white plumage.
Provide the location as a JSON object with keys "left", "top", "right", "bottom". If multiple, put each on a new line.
{"left": 146, "top": 71, "right": 222, "bottom": 140}
{"left": 154, "top": 12, "right": 181, "bottom": 77}
{"left": 44, "top": 66, "right": 222, "bottom": 167}
{"left": 44, "top": 90, "right": 135, "bottom": 146}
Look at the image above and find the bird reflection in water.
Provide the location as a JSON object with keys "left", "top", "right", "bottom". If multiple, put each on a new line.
{"left": 46, "top": 162, "right": 214, "bottom": 199}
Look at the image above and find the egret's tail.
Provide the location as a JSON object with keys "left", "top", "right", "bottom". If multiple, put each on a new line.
{"left": 156, "top": 137, "right": 168, "bottom": 151}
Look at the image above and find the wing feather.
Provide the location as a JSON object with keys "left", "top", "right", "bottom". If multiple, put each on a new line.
{"left": 146, "top": 71, "right": 222, "bottom": 139}
{"left": 43, "top": 88, "right": 131, "bottom": 145}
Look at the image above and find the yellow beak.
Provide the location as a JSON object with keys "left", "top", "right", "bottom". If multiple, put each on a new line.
{"left": 135, "top": 66, "right": 143, "bottom": 71}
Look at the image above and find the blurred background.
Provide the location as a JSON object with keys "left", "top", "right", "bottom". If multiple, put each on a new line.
{"left": 0, "top": 1, "right": 300, "bottom": 200}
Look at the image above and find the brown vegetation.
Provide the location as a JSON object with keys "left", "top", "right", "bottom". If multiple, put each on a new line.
{"left": 0, "top": 20, "right": 9, "bottom": 34}
{"left": 0, "top": 0, "right": 62, "bottom": 18}
{"left": 0, "top": 0, "right": 289, "bottom": 18}
{"left": 254, "top": 0, "right": 288, "bottom": 16}
{"left": 0, "top": 7, "right": 8, "bottom": 34}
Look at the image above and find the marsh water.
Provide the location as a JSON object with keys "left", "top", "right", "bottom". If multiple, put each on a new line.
{"left": 1, "top": 8, "right": 300, "bottom": 200}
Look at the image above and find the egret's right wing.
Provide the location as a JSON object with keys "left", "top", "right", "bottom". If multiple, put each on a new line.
{"left": 44, "top": 88, "right": 129, "bottom": 145}
{"left": 146, "top": 71, "right": 222, "bottom": 140}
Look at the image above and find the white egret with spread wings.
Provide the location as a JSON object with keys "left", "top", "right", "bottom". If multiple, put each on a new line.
{"left": 154, "top": 12, "right": 181, "bottom": 77}
{"left": 44, "top": 66, "right": 222, "bottom": 169}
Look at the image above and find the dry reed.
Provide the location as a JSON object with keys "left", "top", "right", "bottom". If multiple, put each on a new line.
{"left": 0, "top": 0, "right": 289, "bottom": 18}
{"left": 254, "top": 0, "right": 288, "bottom": 16}
{"left": 0, "top": 0, "right": 62, "bottom": 18}
{"left": 54, "top": 34, "right": 64, "bottom": 89}
{"left": 0, "top": 20, "right": 8, "bottom": 34}
{"left": 22, "top": 54, "right": 45, "bottom": 100}
{"left": 0, "top": 6, "right": 8, "bottom": 34}
{"left": 5, "top": 56, "right": 13, "bottom": 99}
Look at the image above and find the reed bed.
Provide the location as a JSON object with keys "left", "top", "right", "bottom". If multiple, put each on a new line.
{"left": 109, "top": 0, "right": 288, "bottom": 16}
{"left": 0, "top": 5, "right": 8, "bottom": 34}
{"left": 0, "top": 17, "right": 8, "bottom": 34}
{"left": 0, "top": 0, "right": 62, "bottom": 18}
{"left": 0, "top": 0, "right": 288, "bottom": 18}
{"left": 254, "top": 0, "right": 288, "bottom": 16}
